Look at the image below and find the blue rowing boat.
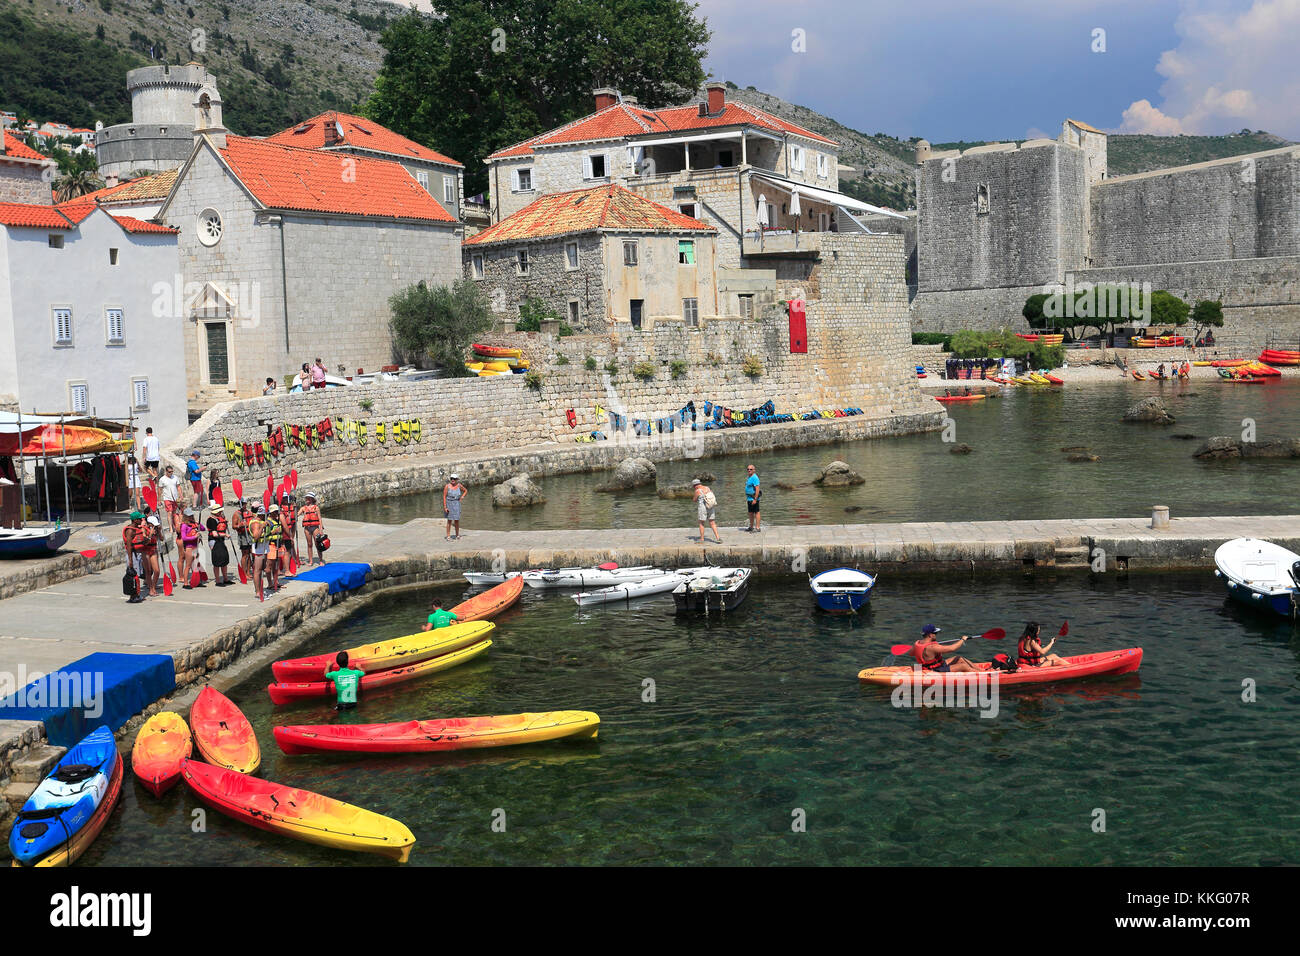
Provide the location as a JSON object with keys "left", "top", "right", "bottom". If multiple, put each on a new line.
{"left": 0, "top": 526, "right": 71, "bottom": 559}
{"left": 810, "top": 567, "right": 875, "bottom": 613}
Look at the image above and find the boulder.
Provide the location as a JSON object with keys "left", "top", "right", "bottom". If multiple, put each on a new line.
{"left": 814, "top": 460, "right": 865, "bottom": 487}
{"left": 597, "top": 456, "right": 657, "bottom": 492}
{"left": 1067, "top": 453, "right": 1100, "bottom": 462}
{"left": 657, "top": 483, "right": 696, "bottom": 499}
{"left": 949, "top": 444, "right": 974, "bottom": 455}
{"left": 1122, "top": 398, "right": 1174, "bottom": 424}
{"left": 1193, "top": 437, "right": 1300, "bottom": 460}
{"left": 492, "top": 473, "right": 546, "bottom": 508}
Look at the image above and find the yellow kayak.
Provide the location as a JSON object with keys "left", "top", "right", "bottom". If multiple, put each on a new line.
{"left": 465, "top": 361, "right": 485, "bottom": 371}
{"left": 483, "top": 361, "right": 510, "bottom": 371}
{"left": 1028, "top": 373, "right": 1051, "bottom": 384}
{"left": 271, "top": 621, "right": 494, "bottom": 682}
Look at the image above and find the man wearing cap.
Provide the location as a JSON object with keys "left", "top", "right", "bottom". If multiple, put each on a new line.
{"left": 122, "top": 511, "right": 148, "bottom": 603}
{"left": 910, "top": 624, "right": 979, "bottom": 673}
{"left": 185, "top": 450, "right": 208, "bottom": 509}
{"left": 442, "top": 474, "right": 465, "bottom": 541}
{"left": 299, "top": 491, "right": 325, "bottom": 565}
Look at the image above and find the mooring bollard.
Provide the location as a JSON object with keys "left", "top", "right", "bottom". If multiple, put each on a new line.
{"left": 1151, "top": 505, "right": 1170, "bottom": 529}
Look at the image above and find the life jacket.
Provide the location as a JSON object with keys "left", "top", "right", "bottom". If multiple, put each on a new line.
{"left": 267, "top": 517, "right": 283, "bottom": 543}
{"left": 210, "top": 516, "right": 228, "bottom": 541}
{"left": 242, "top": 443, "right": 255, "bottom": 468}
{"left": 248, "top": 518, "right": 268, "bottom": 544}
{"left": 123, "top": 524, "right": 147, "bottom": 553}
{"left": 300, "top": 504, "right": 320, "bottom": 528}
{"left": 283, "top": 504, "right": 296, "bottom": 527}
{"left": 911, "top": 640, "right": 945, "bottom": 671}
{"left": 1017, "top": 636, "right": 1044, "bottom": 667}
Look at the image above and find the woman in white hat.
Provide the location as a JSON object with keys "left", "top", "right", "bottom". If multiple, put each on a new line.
{"left": 442, "top": 474, "right": 466, "bottom": 541}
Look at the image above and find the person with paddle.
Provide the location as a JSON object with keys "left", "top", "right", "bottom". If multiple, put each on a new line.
{"left": 323, "top": 651, "right": 365, "bottom": 711}
{"left": 141, "top": 514, "right": 162, "bottom": 598}
{"left": 910, "top": 624, "right": 980, "bottom": 673}
{"left": 231, "top": 498, "right": 252, "bottom": 581}
{"left": 422, "top": 600, "right": 458, "bottom": 632}
{"left": 122, "top": 511, "right": 148, "bottom": 603}
{"left": 178, "top": 509, "right": 203, "bottom": 588}
{"left": 1016, "top": 621, "right": 1068, "bottom": 667}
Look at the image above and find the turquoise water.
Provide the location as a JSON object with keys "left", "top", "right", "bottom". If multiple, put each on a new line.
{"left": 83, "top": 574, "right": 1300, "bottom": 866}
{"left": 327, "top": 380, "right": 1300, "bottom": 529}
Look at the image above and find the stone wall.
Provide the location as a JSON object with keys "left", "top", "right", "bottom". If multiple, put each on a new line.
{"left": 0, "top": 164, "right": 50, "bottom": 204}
{"left": 467, "top": 233, "right": 607, "bottom": 331}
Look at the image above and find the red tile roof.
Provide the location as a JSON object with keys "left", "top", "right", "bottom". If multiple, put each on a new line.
{"left": 465, "top": 183, "right": 714, "bottom": 246}
{"left": 488, "top": 99, "right": 837, "bottom": 160}
{"left": 266, "top": 112, "right": 462, "bottom": 168}
{"left": 0, "top": 128, "right": 48, "bottom": 162}
{"left": 0, "top": 202, "right": 73, "bottom": 229}
{"left": 112, "top": 214, "right": 178, "bottom": 234}
{"left": 215, "top": 135, "right": 456, "bottom": 223}
{"left": 56, "top": 200, "right": 97, "bottom": 224}
{"left": 77, "top": 169, "right": 178, "bottom": 205}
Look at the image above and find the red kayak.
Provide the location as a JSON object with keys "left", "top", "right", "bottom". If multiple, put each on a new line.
{"left": 1045, "top": 374, "right": 1064, "bottom": 385}
{"left": 267, "top": 639, "right": 492, "bottom": 705}
{"left": 274, "top": 711, "right": 601, "bottom": 754}
{"left": 858, "top": 647, "right": 1143, "bottom": 686}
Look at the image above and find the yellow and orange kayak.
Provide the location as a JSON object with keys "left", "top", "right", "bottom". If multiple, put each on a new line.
{"left": 271, "top": 620, "right": 494, "bottom": 683}
{"left": 180, "top": 759, "right": 416, "bottom": 862}
{"left": 450, "top": 576, "right": 524, "bottom": 623}
{"left": 131, "top": 711, "right": 192, "bottom": 797}
{"left": 190, "top": 687, "right": 261, "bottom": 774}
{"left": 274, "top": 710, "right": 600, "bottom": 754}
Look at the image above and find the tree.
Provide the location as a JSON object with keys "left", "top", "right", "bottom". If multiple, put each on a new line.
{"left": 1191, "top": 299, "right": 1224, "bottom": 340}
{"left": 1147, "top": 289, "right": 1190, "bottom": 330}
{"left": 54, "top": 168, "right": 103, "bottom": 202}
{"left": 364, "top": 1, "right": 711, "bottom": 195}
{"left": 389, "top": 279, "right": 492, "bottom": 375}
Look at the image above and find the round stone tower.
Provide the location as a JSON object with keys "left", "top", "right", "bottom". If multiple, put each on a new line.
{"left": 914, "top": 139, "right": 932, "bottom": 165}
{"left": 95, "top": 63, "right": 220, "bottom": 179}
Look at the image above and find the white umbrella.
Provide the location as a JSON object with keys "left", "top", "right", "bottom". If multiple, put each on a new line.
{"left": 756, "top": 194, "right": 769, "bottom": 227}
{"left": 789, "top": 189, "right": 801, "bottom": 218}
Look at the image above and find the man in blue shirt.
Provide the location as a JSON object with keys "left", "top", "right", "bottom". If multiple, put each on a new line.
{"left": 184, "top": 451, "right": 207, "bottom": 509}
{"left": 744, "top": 464, "right": 762, "bottom": 533}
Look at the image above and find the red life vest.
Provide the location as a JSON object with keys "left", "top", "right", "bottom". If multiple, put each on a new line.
{"left": 123, "top": 524, "right": 147, "bottom": 553}
{"left": 300, "top": 504, "right": 320, "bottom": 528}
{"left": 911, "top": 640, "right": 945, "bottom": 671}
{"left": 1017, "top": 637, "right": 1044, "bottom": 667}
{"left": 210, "top": 516, "right": 228, "bottom": 541}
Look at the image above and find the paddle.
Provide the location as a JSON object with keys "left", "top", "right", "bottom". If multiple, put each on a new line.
{"left": 213, "top": 486, "right": 224, "bottom": 507}
{"left": 289, "top": 468, "right": 298, "bottom": 492}
{"left": 890, "top": 628, "right": 1006, "bottom": 657}
{"left": 232, "top": 478, "right": 243, "bottom": 501}
{"left": 79, "top": 549, "right": 97, "bottom": 559}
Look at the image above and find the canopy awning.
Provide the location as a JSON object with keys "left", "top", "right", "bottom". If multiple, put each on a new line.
{"left": 632, "top": 130, "right": 744, "bottom": 149}
{"left": 752, "top": 174, "right": 908, "bottom": 219}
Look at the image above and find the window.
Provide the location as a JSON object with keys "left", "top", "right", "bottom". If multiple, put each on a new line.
{"left": 976, "top": 184, "right": 990, "bottom": 215}
{"left": 516, "top": 249, "right": 530, "bottom": 275}
{"left": 738, "top": 294, "right": 755, "bottom": 319}
{"left": 678, "top": 240, "right": 696, "bottom": 265}
{"left": 48, "top": 234, "right": 64, "bottom": 249}
{"left": 132, "top": 378, "right": 150, "bottom": 411}
{"left": 105, "top": 308, "right": 124, "bottom": 345}
{"left": 568, "top": 300, "right": 580, "bottom": 326}
{"left": 679, "top": 203, "right": 697, "bottom": 218}
{"left": 444, "top": 176, "right": 456, "bottom": 205}
{"left": 565, "top": 241, "right": 579, "bottom": 270}
{"left": 415, "top": 170, "right": 430, "bottom": 191}
{"left": 623, "top": 241, "right": 638, "bottom": 266}
{"left": 817, "top": 153, "right": 829, "bottom": 178}
{"left": 718, "top": 150, "right": 734, "bottom": 167}
{"left": 683, "top": 298, "right": 699, "bottom": 327}
{"left": 513, "top": 167, "right": 533, "bottom": 192}
{"left": 109, "top": 248, "right": 119, "bottom": 265}
{"left": 585, "top": 153, "right": 607, "bottom": 179}
{"left": 197, "top": 207, "right": 223, "bottom": 246}
{"left": 471, "top": 254, "right": 484, "bottom": 279}
{"left": 53, "top": 308, "right": 73, "bottom": 346}
{"left": 68, "top": 382, "right": 89, "bottom": 413}
{"left": 790, "top": 145, "right": 805, "bottom": 172}
{"left": 205, "top": 322, "right": 229, "bottom": 385}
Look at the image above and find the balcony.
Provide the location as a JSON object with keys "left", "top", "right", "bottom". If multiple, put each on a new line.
{"left": 742, "top": 229, "right": 830, "bottom": 257}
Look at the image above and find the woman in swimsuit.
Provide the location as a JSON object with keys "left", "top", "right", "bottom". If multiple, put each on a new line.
{"left": 443, "top": 475, "right": 466, "bottom": 540}
{"left": 1016, "top": 621, "right": 1067, "bottom": 667}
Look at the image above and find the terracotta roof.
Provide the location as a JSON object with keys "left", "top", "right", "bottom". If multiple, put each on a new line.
{"left": 265, "top": 112, "right": 463, "bottom": 167}
{"left": 77, "top": 169, "right": 179, "bottom": 205}
{"left": 111, "top": 214, "right": 178, "bottom": 234}
{"left": 0, "top": 128, "right": 47, "bottom": 162}
{"left": 1066, "top": 118, "right": 1105, "bottom": 134}
{"left": 488, "top": 99, "right": 837, "bottom": 160}
{"left": 56, "top": 200, "right": 97, "bottom": 224}
{"left": 465, "top": 183, "right": 714, "bottom": 246}
{"left": 215, "top": 135, "right": 456, "bottom": 223}
{"left": 0, "top": 202, "right": 73, "bottom": 229}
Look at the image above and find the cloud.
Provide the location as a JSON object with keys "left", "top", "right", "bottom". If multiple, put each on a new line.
{"left": 1118, "top": 0, "right": 1300, "bottom": 136}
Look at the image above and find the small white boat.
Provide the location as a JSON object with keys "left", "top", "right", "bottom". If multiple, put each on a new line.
{"left": 571, "top": 568, "right": 708, "bottom": 607}
{"left": 526, "top": 565, "right": 665, "bottom": 590}
{"left": 809, "top": 567, "right": 876, "bottom": 613}
{"left": 673, "top": 567, "right": 753, "bottom": 613}
{"left": 462, "top": 571, "right": 529, "bottom": 586}
{"left": 1214, "top": 538, "right": 1299, "bottom": 619}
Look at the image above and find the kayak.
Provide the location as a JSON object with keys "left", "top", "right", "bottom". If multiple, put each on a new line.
{"left": 858, "top": 647, "right": 1143, "bottom": 687}
{"left": 180, "top": 759, "right": 416, "bottom": 862}
{"left": 21, "top": 756, "right": 122, "bottom": 868}
{"left": 274, "top": 710, "right": 601, "bottom": 755}
{"left": 1211, "top": 359, "right": 1249, "bottom": 367}
{"left": 271, "top": 620, "right": 494, "bottom": 682}
{"left": 8, "top": 726, "right": 118, "bottom": 866}
{"left": 934, "top": 394, "right": 986, "bottom": 403}
{"left": 449, "top": 575, "right": 524, "bottom": 623}
{"left": 1027, "top": 372, "right": 1052, "bottom": 385}
{"left": 131, "top": 711, "right": 193, "bottom": 797}
{"left": 190, "top": 686, "right": 261, "bottom": 774}
{"left": 471, "top": 343, "right": 522, "bottom": 359}
{"left": 268, "top": 638, "right": 492, "bottom": 705}
{"left": 572, "top": 569, "right": 706, "bottom": 606}
{"left": 525, "top": 565, "right": 666, "bottom": 589}
{"left": 1045, "top": 374, "right": 1064, "bottom": 385}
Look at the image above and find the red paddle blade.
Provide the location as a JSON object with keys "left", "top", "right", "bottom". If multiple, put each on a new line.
{"left": 289, "top": 468, "right": 298, "bottom": 490}
{"left": 167, "top": 562, "right": 177, "bottom": 585}
{"left": 199, "top": 569, "right": 208, "bottom": 582}
{"left": 141, "top": 486, "right": 158, "bottom": 512}
{"left": 162, "top": 574, "right": 173, "bottom": 596}
{"left": 237, "top": 563, "right": 248, "bottom": 585}
{"left": 79, "top": 549, "right": 97, "bottom": 559}
{"left": 267, "top": 473, "right": 275, "bottom": 492}
{"left": 889, "top": 644, "right": 914, "bottom": 656}
{"left": 1059, "top": 621, "right": 1069, "bottom": 636}
{"left": 213, "top": 487, "right": 224, "bottom": 507}
{"left": 979, "top": 628, "right": 1006, "bottom": 640}
{"left": 262, "top": 489, "right": 271, "bottom": 511}
{"left": 190, "top": 569, "right": 200, "bottom": 587}
{"left": 289, "top": 555, "right": 298, "bottom": 575}
{"left": 597, "top": 562, "right": 619, "bottom": 571}
{"left": 232, "top": 478, "right": 243, "bottom": 499}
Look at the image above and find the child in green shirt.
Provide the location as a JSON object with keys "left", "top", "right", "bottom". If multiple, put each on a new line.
{"left": 423, "top": 600, "right": 459, "bottom": 632}
{"left": 322, "top": 651, "right": 365, "bottom": 710}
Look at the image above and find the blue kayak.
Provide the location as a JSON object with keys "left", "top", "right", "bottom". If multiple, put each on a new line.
{"left": 8, "top": 726, "right": 117, "bottom": 865}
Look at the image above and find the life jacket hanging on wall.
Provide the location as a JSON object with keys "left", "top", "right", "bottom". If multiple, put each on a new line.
{"left": 788, "top": 299, "right": 808, "bottom": 353}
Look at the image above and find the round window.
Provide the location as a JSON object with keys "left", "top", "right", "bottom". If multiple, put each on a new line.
{"left": 197, "top": 208, "right": 223, "bottom": 246}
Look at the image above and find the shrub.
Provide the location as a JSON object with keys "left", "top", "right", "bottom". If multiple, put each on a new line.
{"left": 555, "top": 354, "right": 570, "bottom": 365}
{"left": 604, "top": 359, "right": 619, "bottom": 375}
{"left": 911, "top": 332, "right": 953, "bottom": 350}
{"left": 524, "top": 370, "right": 542, "bottom": 389}
{"left": 515, "top": 296, "right": 561, "bottom": 332}
{"left": 1192, "top": 300, "right": 1224, "bottom": 339}
{"left": 706, "top": 351, "right": 722, "bottom": 367}
{"left": 1148, "top": 289, "right": 1190, "bottom": 329}
{"left": 670, "top": 359, "right": 687, "bottom": 379}
{"left": 358, "top": 397, "right": 374, "bottom": 412}
{"left": 741, "top": 354, "right": 764, "bottom": 377}
{"left": 585, "top": 356, "right": 597, "bottom": 371}
{"left": 948, "top": 328, "right": 1063, "bottom": 369}
{"left": 559, "top": 323, "right": 574, "bottom": 337}
{"left": 389, "top": 279, "right": 492, "bottom": 377}
{"left": 632, "top": 361, "right": 655, "bottom": 381}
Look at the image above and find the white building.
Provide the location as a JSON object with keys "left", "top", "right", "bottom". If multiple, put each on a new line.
{"left": 0, "top": 200, "right": 188, "bottom": 443}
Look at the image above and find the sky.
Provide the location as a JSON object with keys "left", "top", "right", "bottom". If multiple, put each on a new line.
{"left": 385, "top": 0, "right": 1300, "bottom": 141}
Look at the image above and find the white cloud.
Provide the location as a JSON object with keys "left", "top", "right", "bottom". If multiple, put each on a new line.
{"left": 1119, "top": 0, "right": 1300, "bottom": 136}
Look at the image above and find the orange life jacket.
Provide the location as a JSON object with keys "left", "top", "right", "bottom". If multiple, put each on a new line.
{"left": 300, "top": 504, "right": 320, "bottom": 528}
{"left": 911, "top": 640, "right": 945, "bottom": 671}
{"left": 123, "top": 524, "right": 147, "bottom": 553}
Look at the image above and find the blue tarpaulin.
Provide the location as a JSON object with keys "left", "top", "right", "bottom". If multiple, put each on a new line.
{"left": 289, "top": 562, "right": 371, "bottom": 594}
{"left": 0, "top": 652, "right": 175, "bottom": 748}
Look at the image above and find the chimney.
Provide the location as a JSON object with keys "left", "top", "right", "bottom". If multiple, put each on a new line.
{"left": 104, "top": 171, "right": 120, "bottom": 189}
{"left": 705, "top": 81, "right": 726, "bottom": 116}
{"left": 323, "top": 119, "right": 343, "bottom": 146}
{"left": 594, "top": 88, "right": 619, "bottom": 111}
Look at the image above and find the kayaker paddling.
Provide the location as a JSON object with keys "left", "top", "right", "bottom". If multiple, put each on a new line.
{"left": 911, "top": 624, "right": 979, "bottom": 673}
{"left": 1016, "top": 621, "right": 1068, "bottom": 667}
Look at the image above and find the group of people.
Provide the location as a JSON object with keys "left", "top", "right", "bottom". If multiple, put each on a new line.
{"left": 1154, "top": 362, "right": 1192, "bottom": 380}
{"left": 263, "top": 358, "right": 329, "bottom": 395}
{"left": 909, "top": 622, "right": 1066, "bottom": 673}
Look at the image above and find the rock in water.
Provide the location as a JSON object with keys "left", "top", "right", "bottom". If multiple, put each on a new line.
{"left": 492, "top": 473, "right": 545, "bottom": 508}
{"left": 775, "top": 480, "right": 799, "bottom": 491}
{"left": 657, "top": 483, "right": 697, "bottom": 499}
{"left": 1193, "top": 437, "right": 1300, "bottom": 460}
{"left": 949, "top": 444, "right": 974, "bottom": 455}
{"left": 1067, "top": 453, "right": 1100, "bottom": 462}
{"left": 1170, "top": 434, "right": 1197, "bottom": 440}
{"left": 1122, "top": 398, "right": 1175, "bottom": 424}
{"left": 597, "top": 456, "right": 657, "bottom": 492}
{"left": 693, "top": 471, "right": 717, "bottom": 483}
{"left": 814, "top": 460, "right": 865, "bottom": 487}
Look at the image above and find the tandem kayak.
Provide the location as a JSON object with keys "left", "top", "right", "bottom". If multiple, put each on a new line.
{"left": 190, "top": 687, "right": 261, "bottom": 774}
{"left": 274, "top": 710, "right": 601, "bottom": 755}
{"left": 271, "top": 620, "right": 494, "bottom": 682}
{"left": 8, "top": 726, "right": 118, "bottom": 866}
{"left": 267, "top": 639, "right": 492, "bottom": 705}
{"left": 449, "top": 575, "right": 524, "bottom": 622}
{"left": 934, "top": 394, "right": 986, "bottom": 403}
{"left": 131, "top": 711, "right": 192, "bottom": 797}
{"left": 180, "top": 759, "right": 416, "bottom": 862}
{"left": 857, "top": 647, "right": 1143, "bottom": 686}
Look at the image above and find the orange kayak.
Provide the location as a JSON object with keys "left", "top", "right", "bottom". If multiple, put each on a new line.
{"left": 858, "top": 647, "right": 1143, "bottom": 686}
{"left": 180, "top": 759, "right": 416, "bottom": 862}
{"left": 274, "top": 710, "right": 600, "bottom": 754}
{"left": 450, "top": 575, "right": 524, "bottom": 623}
{"left": 131, "top": 711, "right": 193, "bottom": 797}
{"left": 190, "top": 686, "right": 261, "bottom": 774}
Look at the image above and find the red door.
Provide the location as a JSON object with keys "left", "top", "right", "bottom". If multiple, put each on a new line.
{"left": 788, "top": 299, "right": 807, "bottom": 353}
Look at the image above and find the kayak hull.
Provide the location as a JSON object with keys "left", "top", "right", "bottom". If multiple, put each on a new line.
{"left": 268, "top": 639, "right": 492, "bottom": 704}
{"left": 190, "top": 686, "right": 261, "bottom": 774}
{"left": 15, "top": 756, "right": 123, "bottom": 868}
{"left": 8, "top": 726, "right": 117, "bottom": 865}
{"left": 180, "top": 759, "right": 416, "bottom": 862}
{"left": 449, "top": 575, "right": 524, "bottom": 622}
{"left": 858, "top": 647, "right": 1143, "bottom": 686}
{"left": 131, "top": 711, "right": 193, "bottom": 797}
{"left": 271, "top": 620, "right": 494, "bottom": 682}
{"left": 274, "top": 710, "right": 600, "bottom": 754}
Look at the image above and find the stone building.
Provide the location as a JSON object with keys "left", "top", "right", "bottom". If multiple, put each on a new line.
{"left": 464, "top": 183, "right": 723, "bottom": 332}
{"left": 156, "top": 95, "right": 462, "bottom": 408}
{"left": 913, "top": 119, "right": 1300, "bottom": 345}
{"left": 0, "top": 129, "right": 54, "bottom": 205}
{"left": 95, "top": 64, "right": 220, "bottom": 179}
{"left": 484, "top": 83, "right": 904, "bottom": 285}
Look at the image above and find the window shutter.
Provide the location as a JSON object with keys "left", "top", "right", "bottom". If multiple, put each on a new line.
{"left": 69, "top": 383, "right": 88, "bottom": 413}
{"left": 511, "top": 168, "right": 520, "bottom": 191}
{"left": 133, "top": 378, "right": 150, "bottom": 409}
{"left": 54, "top": 308, "right": 72, "bottom": 344}
{"left": 582, "top": 154, "right": 592, "bottom": 179}
{"left": 107, "top": 308, "right": 124, "bottom": 343}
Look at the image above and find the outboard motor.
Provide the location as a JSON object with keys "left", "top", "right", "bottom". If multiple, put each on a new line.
{"left": 1290, "top": 561, "right": 1300, "bottom": 589}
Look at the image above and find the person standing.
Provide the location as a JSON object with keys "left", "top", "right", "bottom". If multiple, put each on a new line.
{"left": 122, "top": 511, "right": 147, "bottom": 603}
{"left": 443, "top": 474, "right": 466, "bottom": 540}
{"left": 277, "top": 495, "right": 296, "bottom": 574}
{"left": 142, "top": 514, "right": 162, "bottom": 597}
{"left": 312, "top": 358, "right": 328, "bottom": 390}
{"left": 206, "top": 506, "right": 232, "bottom": 587}
{"left": 263, "top": 377, "right": 278, "bottom": 396}
{"left": 158, "top": 464, "right": 181, "bottom": 533}
{"left": 265, "top": 504, "right": 283, "bottom": 593}
{"left": 142, "top": 427, "right": 161, "bottom": 477}
{"left": 692, "top": 479, "right": 722, "bottom": 544}
{"left": 300, "top": 491, "right": 324, "bottom": 565}
{"left": 126, "top": 456, "right": 143, "bottom": 513}
{"left": 185, "top": 451, "right": 207, "bottom": 509}
{"left": 178, "top": 509, "right": 202, "bottom": 588}
{"left": 231, "top": 498, "right": 252, "bottom": 581}
{"left": 249, "top": 506, "right": 270, "bottom": 602}
{"left": 297, "top": 363, "right": 312, "bottom": 391}
{"left": 207, "top": 468, "right": 223, "bottom": 507}
{"left": 744, "top": 464, "right": 762, "bottom": 533}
